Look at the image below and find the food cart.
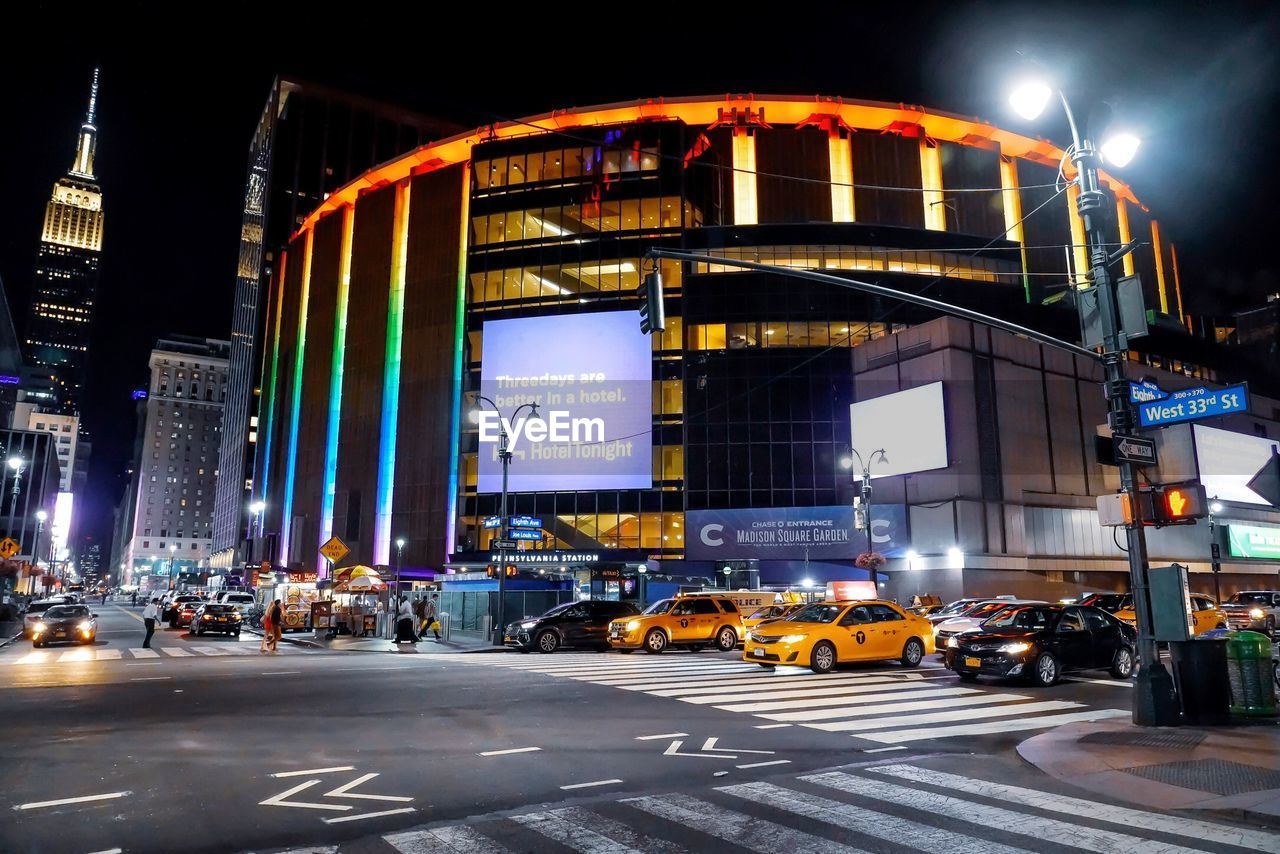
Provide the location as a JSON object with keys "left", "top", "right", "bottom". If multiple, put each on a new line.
{"left": 331, "top": 567, "right": 386, "bottom": 636}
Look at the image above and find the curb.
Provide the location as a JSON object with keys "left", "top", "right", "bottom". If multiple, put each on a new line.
{"left": 241, "top": 627, "right": 508, "bottom": 654}
{"left": 242, "top": 627, "right": 324, "bottom": 650}
{"left": 0, "top": 630, "right": 22, "bottom": 651}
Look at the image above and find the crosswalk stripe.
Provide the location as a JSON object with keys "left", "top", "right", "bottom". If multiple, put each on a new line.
{"left": 804, "top": 770, "right": 1211, "bottom": 854}
{"left": 871, "top": 764, "right": 1280, "bottom": 852}
{"left": 855, "top": 708, "right": 1128, "bottom": 743}
{"left": 162, "top": 648, "right": 193, "bottom": 657}
{"left": 192, "top": 647, "right": 230, "bottom": 656}
{"left": 13, "top": 651, "right": 52, "bottom": 665}
{"left": 384, "top": 825, "right": 511, "bottom": 853}
{"left": 513, "top": 807, "right": 688, "bottom": 853}
{"left": 758, "top": 692, "right": 1029, "bottom": 722}
{"left": 647, "top": 674, "right": 913, "bottom": 698}
{"left": 808, "top": 699, "right": 1081, "bottom": 732}
{"left": 622, "top": 793, "right": 865, "bottom": 853}
{"left": 719, "top": 781, "right": 1033, "bottom": 854}
{"left": 509, "top": 662, "right": 757, "bottom": 677}
{"left": 597, "top": 669, "right": 820, "bottom": 688}
{"left": 95, "top": 649, "right": 122, "bottom": 660}
{"left": 681, "top": 678, "right": 942, "bottom": 706}
{"left": 715, "top": 686, "right": 980, "bottom": 714}
{"left": 57, "top": 648, "right": 96, "bottom": 662}
{"left": 128, "top": 648, "right": 158, "bottom": 658}
{"left": 574, "top": 666, "right": 766, "bottom": 682}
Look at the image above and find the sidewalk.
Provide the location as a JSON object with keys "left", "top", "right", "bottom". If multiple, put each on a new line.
{"left": 1019, "top": 716, "right": 1280, "bottom": 825}
{"left": 244, "top": 626, "right": 506, "bottom": 655}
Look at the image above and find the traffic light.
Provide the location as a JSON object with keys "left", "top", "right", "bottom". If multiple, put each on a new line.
{"left": 638, "top": 269, "right": 665, "bottom": 334}
{"left": 1152, "top": 482, "right": 1208, "bottom": 526}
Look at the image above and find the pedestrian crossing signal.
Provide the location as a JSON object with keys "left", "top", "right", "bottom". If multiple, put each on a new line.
{"left": 638, "top": 269, "right": 665, "bottom": 334}
{"left": 1152, "top": 482, "right": 1208, "bottom": 526}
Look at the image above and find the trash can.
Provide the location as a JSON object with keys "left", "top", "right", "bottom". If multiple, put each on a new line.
{"left": 1226, "top": 631, "right": 1278, "bottom": 717}
{"left": 1168, "top": 639, "right": 1231, "bottom": 725}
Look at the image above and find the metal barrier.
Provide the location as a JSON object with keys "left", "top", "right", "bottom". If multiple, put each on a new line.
{"left": 438, "top": 591, "right": 576, "bottom": 637}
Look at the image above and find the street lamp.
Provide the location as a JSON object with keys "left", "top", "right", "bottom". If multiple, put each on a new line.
{"left": 1007, "top": 75, "right": 1173, "bottom": 726}
{"left": 1208, "top": 499, "right": 1224, "bottom": 604}
{"left": 248, "top": 500, "right": 266, "bottom": 563}
{"left": 841, "top": 448, "right": 889, "bottom": 589}
{"left": 5, "top": 455, "right": 25, "bottom": 541}
{"left": 472, "top": 394, "right": 540, "bottom": 645}
{"left": 168, "top": 544, "right": 177, "bottom": 591}
{"left": 395, "top": 537, "right": 406, "bottom": 604}
{"left": 32, "top": 509, "right": 47, "bottom": 593}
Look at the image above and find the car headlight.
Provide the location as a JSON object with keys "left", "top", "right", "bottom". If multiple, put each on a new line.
{"left": 946, "top": 636, "right": 959, "bottom": 648}
{"left": 1250, "top": 608, "right": 1265, "bottom": 619}
{"left": 78, "top": 621, "right": 92, "bottom": 632}
{"left": 626, "top": 620, "right": 641, "bottom": 631}
{"left": 778, "top": 634, "right": 807, "bottom": 644}
{"left": 999, "top": 642, "right": 1032, "bottom": 654}
{"left": 34, "top": 622, "right": 46, "bottom": 634}
{"left": 520, "top": 621, "right": 537, "bottom": 630}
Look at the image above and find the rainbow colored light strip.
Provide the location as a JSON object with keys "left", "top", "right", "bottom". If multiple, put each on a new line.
{"left": 278, "top": 230, "right": 314, "bottom": 566}
{"left": 374, "top": 181, "right": 411, "bottom": 565}
{"left": 318, "top": 206, "right": 355, "bottom": 574}
{"left": 445, "top": 165, "right": 471, "bottom": 558}
{"left": 257, "top": 252, "right": 288, "bottom": 520}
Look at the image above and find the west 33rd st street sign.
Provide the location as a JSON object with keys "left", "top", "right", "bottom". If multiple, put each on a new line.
{"left": 1137, "top": 383, "right": 1248, "bottom": 428}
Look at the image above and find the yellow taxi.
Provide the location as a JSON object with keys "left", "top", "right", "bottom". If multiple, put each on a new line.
{"left": 743, "top": 599, "right": 934, "bottom": 673}
{"left": 1114, "top": 593, "right": 1227, "bottom": 636}
{"left": 608, "top": 594, "right": 742, "bottom": 653}
{"left": 743, "top": 603, "right": 804, "bottom": 632}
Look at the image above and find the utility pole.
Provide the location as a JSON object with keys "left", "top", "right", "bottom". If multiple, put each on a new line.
{"left": 1208, "top": 500, "right": 1223, "bottom": 604}
{"left": 843, "top": 448, "right": 888, "bottom": 591}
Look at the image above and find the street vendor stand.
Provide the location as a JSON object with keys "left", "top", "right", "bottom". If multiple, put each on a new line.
{"left": 330, "top": 567, "right": 386, "bottom": 636}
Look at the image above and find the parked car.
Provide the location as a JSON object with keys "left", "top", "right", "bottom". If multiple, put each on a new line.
{"left": 743, "top": 600, "right": 935, "bottom": 673}
{"left": 169, "top": 597, "right": 202, "bottom": 628}
{"left": 1113, "top": 593, "right": 1227, "bottom": 637}
{"left": 31, "top": 604, "right": 97, "bottom": 647}
{"left": 188, "top": 603, "right": 243, "bottom": 637}
{"left": 608, "top": 595, "right": 743, "bottom": 653}
{"left": 1080, "top": 593, "right": 1128, "bottom": 613}
{"left": 23, "top": 599, "right": 63, "bottom": 638}
{"left": 742, "top": 603, "right": 804, "bottom": 632}
{"left": 943, "top": 604, "right": 1136, "bottom": 686}
{"left": 925, "top": 597, "right": 1013, "bottom": 627}
{"left": 218, "top": 592, "right": 256, "bottom": 614}
{"left": 1220, "top": 591, "right": 1280, "bottom": 636}
{"left": 934, "top": 599, "right": 1047, "bottom": 651}
{"left": 505, "top": 600, "right": 641, "bottom": 653}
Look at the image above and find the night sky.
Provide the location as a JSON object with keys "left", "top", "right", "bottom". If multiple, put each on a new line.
{"left": 2, "top": 3, "right": 1277, "bottom": 553}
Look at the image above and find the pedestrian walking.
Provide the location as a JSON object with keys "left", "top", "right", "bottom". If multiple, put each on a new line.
{"left": 266, "top": 599, "right": 284, "bottom": 652}
{"left": 142, "top": 598, "right": 159, "bottom": 648}
{"left": 423, "top": 593, "right": 441, "bottom": 641}
{"left": 131, "top": 591, "right": 137, "bottom": 607}
{"left": 394, "top": 596, "right": 417, "bottom": 644}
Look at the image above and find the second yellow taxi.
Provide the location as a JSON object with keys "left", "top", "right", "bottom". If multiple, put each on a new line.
{"left": 608, "top": 594, "right": 743, "bottom": 653}
{"left": 743, "top": 599, "right": 935, "bottom": 673}
{"left": 1114, "top": 593, "right": 1227, "bottom": 636}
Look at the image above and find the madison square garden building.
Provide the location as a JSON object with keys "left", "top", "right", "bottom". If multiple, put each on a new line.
{"left": 251, "top": 94, "right": 1280, "bottom": 603}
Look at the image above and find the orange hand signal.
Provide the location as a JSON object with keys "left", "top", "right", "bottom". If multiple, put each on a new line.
{"left": 1167, "top": 489, "right": 1188, "bottom": 516}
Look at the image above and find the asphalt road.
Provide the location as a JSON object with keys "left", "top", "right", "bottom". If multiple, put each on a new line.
{"left": 1, "top": 604, "right": 1274, "bottom": 854}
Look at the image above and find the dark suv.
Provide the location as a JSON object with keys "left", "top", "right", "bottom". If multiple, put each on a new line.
{"left": 505, "top": 600, "right": 641, "bottom": 653}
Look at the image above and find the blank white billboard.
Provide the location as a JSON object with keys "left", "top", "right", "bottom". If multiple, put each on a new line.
{"left": 850, "top": 382, "right": 948, "bottom": 480}
{"left": 1193, "top": 424, "right": 1280, "bottom": 506}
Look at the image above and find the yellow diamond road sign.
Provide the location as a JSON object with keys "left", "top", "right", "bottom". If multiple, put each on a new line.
{"left": 319, "top": 536, "right": 349, "bottom": 564}
{"left": 0, "top": 537, "right": 19, "bottom": 560}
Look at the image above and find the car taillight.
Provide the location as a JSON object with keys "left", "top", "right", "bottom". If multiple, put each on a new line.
{"left": 202, "top": 615, "right": 212, "bottom": 621}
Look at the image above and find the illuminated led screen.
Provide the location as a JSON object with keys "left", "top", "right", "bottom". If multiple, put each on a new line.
{"left": 1193, "top": 424, "right": 1280, "bottom": 506}
{"left": 849, "top": 382, "right": 948, "bottom": 479}
{"left": 477, "top": 311, "right": 652, "bottom": 492}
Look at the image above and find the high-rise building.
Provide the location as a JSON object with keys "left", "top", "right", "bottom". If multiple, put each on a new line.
{"left": 24, "top": 68, "right": 104, "bottom": 416}
{"left": 121, "top": 337, "right": 229, "bottom": 586}
{"left": 210, "top": 78, "right": 460, "bottom": 569}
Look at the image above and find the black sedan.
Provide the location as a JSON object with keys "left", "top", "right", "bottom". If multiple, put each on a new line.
{"left": 505, "top": 600, "right": 641, "bottom": 653}
{"left": 31, "top": 604, "right": 98, "bottom": 647}
{"left": 943, "top": 604, "right": 1136, "bottom": 686}
{"left": 188, "top": 603, "right": 244, "bottom": 637}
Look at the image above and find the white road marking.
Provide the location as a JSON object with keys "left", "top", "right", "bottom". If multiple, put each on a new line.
{"left": 663, "top": 739, "right": 736, "bottom": 760}
{"left": 855, "top": 708, "right": 1128, "bottom": 743}
{"left": 16, "top": 790, "right": 131, "bottom": 810}
{"left": 258, "top": 779, "right": 351, "bottom": 811}
{"left": 701, "top": 737, "right": 773, "bottom": 755}
{"left": 645, "top": 674, "right": 910, "bottom": 697}
{"left": 130, "top": 676, "right": 171, "bottom": 682}
{"left": 192, "top": 646, "right": 230, "bottom": 656}
{"left": 86, "top": 848, "right": 124, "bottom": 854}
{"left": 1061, "top": 676, "right": 1132, "bottom": 687}
{"left": 720, "top": 781, "right": 1033, "bottom": 854}
{"left": 685, "top": 680, "right": 948, "bottom": 706}
{"left": 871, "top": 764, "right": 1280, "bottom": 852}
{"left": 271, "top": 766, "right": 356, "bottom": 778}
{"left": 323, "top": 773, "right": 413, "bottom": 802}
{"left": 125, "top": 662, "right": 160, "bottom": 666}
{"left": 384, "top": 825, "right": 511, "bottom": 853}
{"left": 635, "top": 732, "right": 687, "bottom": 740}
{"left": 263, "top": 670, "right": 301, "bottom": 675}
{"left": 715, "top": 686, "right": 978, "bottom": 713}
{"left": 623, "top": 793, "right": 863, "bottom": 853}
{"left": 754, "top": 723, "right": 792, "bottom": 729}
{"left": 323, "top": 806, "right": 416, "bottom": 824}
{"left": 808, "top": 700, "right": 1083, "bottom": 733}
{"left": 559, "top": 779, "right": 624, "bottom": 791}
{"left": 515, "top": 806, "right": 686, "bottom": 853}
{"left": 128, "top": 648, "right": 158, "bottom": 658}
{"left": 806, "top": 770, "right": 1204, "bottom": 854}
{"left": 13, "top": 651, "right": 53, "bottom": 665}
{"left": 756, "top": 692, "right": 1028, "bottom": 722}
{"left": 161, "top": 648, "right": 193, "bottom": 657}
{"left": 478, "top": 746, "right": 541, "bottom": 757}
{"left": 95, "top": 649, "right": 122, "bottom": 660}
{"left": 57, "top": 649, "right": 95, "bottom": 662}
{"left": 863, "top": 746, "right": 908, "bottom": 753}
{"left": 735, "top": 760, "right": 792, "bottom": 769}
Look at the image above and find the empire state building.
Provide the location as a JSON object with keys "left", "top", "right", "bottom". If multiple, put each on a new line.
{"left": 25, "top": 68, "right": 104, "bottom": 415}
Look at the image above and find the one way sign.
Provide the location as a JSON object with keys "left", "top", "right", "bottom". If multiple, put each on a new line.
{"left": 1113, "top": 434, "right": 1157, "bottom": 467}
